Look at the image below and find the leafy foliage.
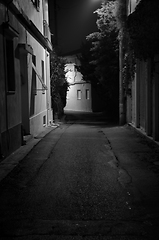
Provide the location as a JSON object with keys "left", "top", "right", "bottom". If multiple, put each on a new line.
{"left": 115, "top": 0, "right": 136, "bottom": 89}
{"left": 115, "top": 0, "right": 159, "bottom": 91}
{"left": 115, "top": 0, "right": 127, "bottom": 33}
{"left": 79, "top": 0, "right": 119, "bottom": 116}
{"left": 50, "top": 51, "right": 69, "bottom": 118}
{"left": 127, "top": 0, "right": 159, "bottom": 60}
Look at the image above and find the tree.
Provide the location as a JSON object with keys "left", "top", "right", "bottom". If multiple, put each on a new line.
{"left": 80, "top": 0, "right": 119, "bottom": 117}
{"left": 127, "top": 0, "right": 159, "bottom": 60}
{"left": 50, "top": 51, "right": 69, "bottom": 119}
{"left": 115, "top": 0, "right": 159, "bottom": 92}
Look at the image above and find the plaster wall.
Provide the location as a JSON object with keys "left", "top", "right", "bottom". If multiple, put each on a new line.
{"left": 16, "top": 0, "right": 52, "bottom": 136}
{"left": 65, "top": 83, "right": 92, "bottom": 112}
{"left": 0, "top": 1, "right": 52, "bottom": 158}
{"left": 24, "top": 33, "right": 48, "bottom": 136}
{"left": 14, "top": 0, "right": 44, "bottom": 32}
{"left": 64, "top": 55, "right": 92, "bottom": 113}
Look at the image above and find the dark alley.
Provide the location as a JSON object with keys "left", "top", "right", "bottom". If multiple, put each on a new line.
{"left": 0, "top": 112, "right": 159, "bottom": 239}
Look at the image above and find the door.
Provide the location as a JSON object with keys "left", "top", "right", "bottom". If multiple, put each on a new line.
{"left": 20, "top": 51, "right": 30, "bottom": 135}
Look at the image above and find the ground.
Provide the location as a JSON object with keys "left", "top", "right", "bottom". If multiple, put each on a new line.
{"left": 0, "top": 111, "right": 159, "bottom": 240}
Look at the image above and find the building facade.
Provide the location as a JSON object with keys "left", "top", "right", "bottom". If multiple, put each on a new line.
{"left": 0, "top": 0, "right": 53, "bottom": 160}
{"left": 64, "top": 54, "right": 92, "bottom": 113}
{"left": 123, "top": 0, "right": 159, "bottom": 141}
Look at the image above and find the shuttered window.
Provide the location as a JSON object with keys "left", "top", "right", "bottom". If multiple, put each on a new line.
{"left": 5, "top": 38, "right": 15, "bottom": 93}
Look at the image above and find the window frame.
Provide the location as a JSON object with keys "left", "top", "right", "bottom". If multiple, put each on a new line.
{"left": 77, "top": 90, "right": 82, "bottom": 100}
{"left": 5, "top": 37, "right": 16, "bottom": 94}
{"left": 86, "top": 89, "right": 90, "bottom": 100}
{"left": 32, "top": 55, "right": 37, "bottom": 95}
{"left": 41, "top": 60, "right": 45, "bottom": 94}
{"left": 3, "top": 23, "right": 18, "bottom": 94}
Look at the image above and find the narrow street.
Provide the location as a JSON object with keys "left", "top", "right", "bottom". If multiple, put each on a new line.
{"left": 0, "top": 112, "right": 159, "bottom": 240}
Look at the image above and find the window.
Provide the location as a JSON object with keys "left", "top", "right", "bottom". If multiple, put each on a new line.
{"left": 32, "top": 55, "right": 37, "bottom": 95}
{"left": 86, "top": 89, "right": 90, "bottom": 100}
{"left": 32, "top": 59, "right": 47, "bottom": 92}
{"left": 6, "top": 38, "right": 15, "bottom": 93}
{"left": 77, "top": 90, "right": 81, "bottom": 100}
{"left": 31, "top": 0, "right": 40, "bottom": 11}
{"left": 3, "top": 22, "right": 19, "bottom": 94}
{"left": 41, "top": 60, "right": 45, "bottom": 94}
{"left": 43, "top": 115, "right": 46, "bottom": 126}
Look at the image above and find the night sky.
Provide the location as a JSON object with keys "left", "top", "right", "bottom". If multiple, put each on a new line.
{"left": 49, "top": 0, "right": 102, "bottom": 54}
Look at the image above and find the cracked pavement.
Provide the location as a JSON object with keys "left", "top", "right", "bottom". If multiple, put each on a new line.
{"left": 0, "top": 111, "right": 159, "bottom": 240}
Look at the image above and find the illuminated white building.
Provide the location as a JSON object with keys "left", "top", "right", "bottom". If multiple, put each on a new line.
{"left": 64, "top": 54, "right": 92, "bottom": 112}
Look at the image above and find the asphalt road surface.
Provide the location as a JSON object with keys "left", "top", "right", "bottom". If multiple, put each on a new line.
{"left": 0, "top": 112, "right": 158, "bottom": 239}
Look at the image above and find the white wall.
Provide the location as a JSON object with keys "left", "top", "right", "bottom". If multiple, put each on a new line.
{"left": 64, "top": 55, "right": 92, "bottom": 112}
{"left": 65, "top": 83, "right": 92, "bottom": 112}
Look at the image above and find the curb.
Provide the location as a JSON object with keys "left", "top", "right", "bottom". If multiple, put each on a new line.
{"left": 128, "top": 123, "right": 159, "bottom": 147}
{"left": 0, "top": 125, "right": 58, "bottom": 183}
{"left": 127, "top": 123, "right": 159, "bottom": 166}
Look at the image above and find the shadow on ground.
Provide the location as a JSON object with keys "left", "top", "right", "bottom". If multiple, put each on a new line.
{"left": 64, "top": 110, "right": 119, "bottom": 127}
